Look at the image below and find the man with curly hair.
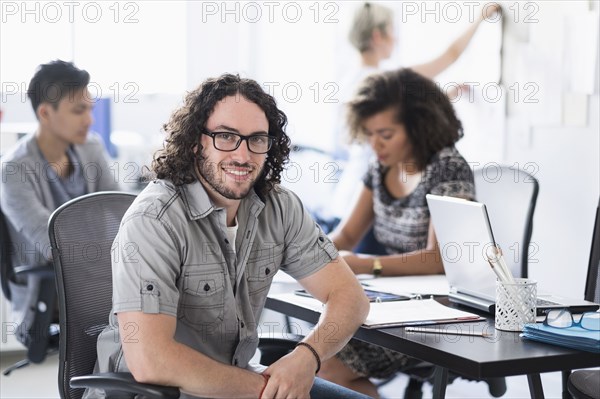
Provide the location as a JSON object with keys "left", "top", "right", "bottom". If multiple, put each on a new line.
{"left": 89, "top": 74, "right": 370, "bottom": 399}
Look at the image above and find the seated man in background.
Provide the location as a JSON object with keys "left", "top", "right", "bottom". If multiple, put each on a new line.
{"left": 1, "top": 60, "right": 119, "bottom": 296}
{"left": 88, "top": 74, "right": 370, "bottom": 399}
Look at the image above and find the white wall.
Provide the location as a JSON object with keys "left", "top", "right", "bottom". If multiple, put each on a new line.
{"left": 1, "top": 1, "right": 598, "bottom": 299}
{"left": 498, "top": 1, "right": 600, "bottom": 297}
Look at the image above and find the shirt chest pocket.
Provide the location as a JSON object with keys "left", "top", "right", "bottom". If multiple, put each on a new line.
{"left": 180, "top": 271, "right": 225, "bottom": 325}
{"left": 245, "top": 250, "right": 283, "bottom": 318}
{"left": 247, "top": 250, "right": 283, "bottom": 292}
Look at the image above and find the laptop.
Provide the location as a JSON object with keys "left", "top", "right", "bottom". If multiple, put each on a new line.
{"left": 426, "top": 194, "right": 600, "bottom": 315}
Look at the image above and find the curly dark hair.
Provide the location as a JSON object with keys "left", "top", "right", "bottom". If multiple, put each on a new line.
{"left": 151, "top": 74, "right": 291, "bottom": 198}
{"left": 347, "top": 68, "right": 463, "bottom": 170}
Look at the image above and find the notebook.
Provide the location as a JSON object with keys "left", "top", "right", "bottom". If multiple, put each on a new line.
{"left": 426, "top": 194, "right": 599, "bottom": 315}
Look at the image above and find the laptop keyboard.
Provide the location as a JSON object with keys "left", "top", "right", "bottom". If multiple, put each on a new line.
{"left": 536, "top": 298, "right": 561, "bottom": 307}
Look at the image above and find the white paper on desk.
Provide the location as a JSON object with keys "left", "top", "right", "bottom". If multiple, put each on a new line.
{"left": 360, "top": 275, "right": 449, "bottom": 296}
{"left": 364, "top": 299, "right": 482, "bottom": 329}
{"left": 269, "top": 294, "right": 482, "bottom": 329}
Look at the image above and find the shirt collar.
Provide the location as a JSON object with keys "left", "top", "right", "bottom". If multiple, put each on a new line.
{"left": 179, "top": 180, "right": 265, "bottom": 220}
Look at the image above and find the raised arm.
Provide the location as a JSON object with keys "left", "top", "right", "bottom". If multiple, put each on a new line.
{"left": 262, "top": 258, "right": 369, "bottom": 398}
{"left": 118, "top": 311, "right": 266, "bottom": 398}
{"left": 411, "top": 3, "right": 502, "bottom": 79}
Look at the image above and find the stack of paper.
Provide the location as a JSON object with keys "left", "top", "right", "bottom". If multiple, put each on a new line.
{"left": 522, "top": 324, "right": 600, "bottom": 353}
{"left": 363, "top": 299, "right": 482, "bottom": 328}
{"left": 361, "top": 275, "right": 449, "bottom": 296}
{"left": 269, "top": 294, "right": 483, "bottom": 328}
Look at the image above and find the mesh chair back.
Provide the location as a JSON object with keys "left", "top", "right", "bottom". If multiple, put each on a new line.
{"left": 0, "top": 207, "right": 14, "bottom": 301}
{"left": 49, "top": 192, "right": 136, "bottom": 399}
{"left": 474, "top": 166, "right": 539, "bottom": 278}
{"left": 584, "top": 199, "right": 600, "bottom": 303}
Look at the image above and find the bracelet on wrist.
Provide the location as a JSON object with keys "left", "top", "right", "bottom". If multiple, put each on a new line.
{"left": 372, "top": 257, "right": 383, "bottom": 277}
{"left": 295, "top": 342, "right": 321, "bottom": 374}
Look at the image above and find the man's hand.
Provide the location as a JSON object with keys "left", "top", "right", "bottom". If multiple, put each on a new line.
{"left": 262, "top": 348, "right": 316, "bottom": 398}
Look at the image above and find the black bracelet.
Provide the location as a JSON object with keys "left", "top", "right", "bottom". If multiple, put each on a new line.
{"left": 295, "top": 342, "right": 321, "bottom": 374}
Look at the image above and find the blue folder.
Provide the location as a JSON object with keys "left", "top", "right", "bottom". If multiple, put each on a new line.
{"left": 522, "top": 323, "right": 600, "bottom": 353}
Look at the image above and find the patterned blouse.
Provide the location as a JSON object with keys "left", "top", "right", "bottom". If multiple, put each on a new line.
{"left": 364, "top": 146, "right": 475, "bottom": 255}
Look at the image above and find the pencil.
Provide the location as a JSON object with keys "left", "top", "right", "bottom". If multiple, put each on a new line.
{"left": 405, "top": 327, "right": 492, "bottom": 337}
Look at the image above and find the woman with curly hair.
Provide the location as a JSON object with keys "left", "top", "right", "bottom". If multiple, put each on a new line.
{"left": 328, "top": 2, "right": 500, "bottom": 228}
{"left": 319, "top": 68, "right": 475, "bottom": 397}
{"left": 90, "top": 74, "right": 371, "bottom": 399}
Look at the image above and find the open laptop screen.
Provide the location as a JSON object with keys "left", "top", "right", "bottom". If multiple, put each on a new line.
{"left": 427, "top": 194, "right": 600, "bottom": 315}
{"left": 426, "top": 194, "right": 498, "bottom": 301}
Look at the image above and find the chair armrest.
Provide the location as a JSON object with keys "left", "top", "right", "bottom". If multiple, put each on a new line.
{"left": 13, "top": 264, "right": 54, "bottom": 278}
{"left": 70, "top": 372, "right": 179, "bottom": 399}
{"left": 71, "top": 336, "right": 304, "bottom": 396}
{"left": 258, "top": 332, "right": 304, "bottom": 366}
{"left": 259, "top": 332, "right": 303, "bottom": 348}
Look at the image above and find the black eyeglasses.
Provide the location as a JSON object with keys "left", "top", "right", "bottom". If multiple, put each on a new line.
{"left": 202, "top": 130, "right": 273, "bottom": 154}
{"left": 543, "top": 309, "right": 600, "bottom": 331}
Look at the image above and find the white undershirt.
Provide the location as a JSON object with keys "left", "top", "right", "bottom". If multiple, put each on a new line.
{"left": 226, "top": 216, "right": 239, "bottom": 255}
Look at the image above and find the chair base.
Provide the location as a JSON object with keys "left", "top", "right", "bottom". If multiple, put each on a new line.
{"left": 3, "top": 358, "right": 31, "bottom": 376}
{"left": 568, "top": 370, "right": 600, "bottom": 399}
{"left": 404, "top": 378, "right": 425, "bottom": 399}
{"left": 486, "top": 377, "right": 508, "bottom": 397}
{"left": 403, "top": 373, "right": 507, "bottom": 398}
{"left": 2, "top": 346, "right": 59, "bottom": 376}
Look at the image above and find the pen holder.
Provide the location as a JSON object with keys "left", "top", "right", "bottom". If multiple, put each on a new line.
{"left": 495, "top": 278, "right": 537, "bottom": 332}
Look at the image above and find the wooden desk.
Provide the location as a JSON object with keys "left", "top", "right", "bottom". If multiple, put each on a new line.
{"left": 265, "top": 296, "right": 600, "bottom": 398}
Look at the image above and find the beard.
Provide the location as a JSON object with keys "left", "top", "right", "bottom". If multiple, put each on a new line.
{"left": 196, "top": 158, "right": 263, "bottom": 200}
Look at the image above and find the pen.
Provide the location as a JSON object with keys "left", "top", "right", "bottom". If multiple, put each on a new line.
{"left": 498, "top": 254, "right": 516, "bottom": 284}
{"left": 405, "top": 327, "right": 492, "bottom": 337}
{"left": 487, "top": 258, "right": 509, "bottom": 283}
{"left": 486, "top": 245, "right": 514, "bottom": 284}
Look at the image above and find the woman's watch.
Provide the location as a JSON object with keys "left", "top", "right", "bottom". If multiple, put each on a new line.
{"left": 372, "top": 257, "right": 383, "bottom": 277}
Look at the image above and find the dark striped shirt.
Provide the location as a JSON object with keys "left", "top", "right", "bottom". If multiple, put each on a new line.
{"left": 364, "top": 146, "right": 475, "bottom": 254}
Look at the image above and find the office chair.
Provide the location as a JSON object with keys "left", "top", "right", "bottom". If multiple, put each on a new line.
{"left": 473, "top": 165, "right": 539, "bottom": 278}
{"left": 0, "top": 206, "right": 58, "bottom": 376}
{"left": 48, "top": 191, "right": 299, "bottom": 399}
{"left": 566, "top": 199, "right": 600, "bottom": 399}
{"left": 49, "top": 191, "right": 178, "bottom": 399}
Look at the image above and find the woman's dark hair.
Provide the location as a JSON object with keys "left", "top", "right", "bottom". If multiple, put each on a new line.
{"left": 347, "top": 68, "right": 463, "bottom": 170}
{"left": 151, "top": 73, "right": 291, "bottom": 198}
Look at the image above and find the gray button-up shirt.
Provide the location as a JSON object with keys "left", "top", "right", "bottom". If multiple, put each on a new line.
{"left": 95, "top": 178, "right": 337, "bottom": 387}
